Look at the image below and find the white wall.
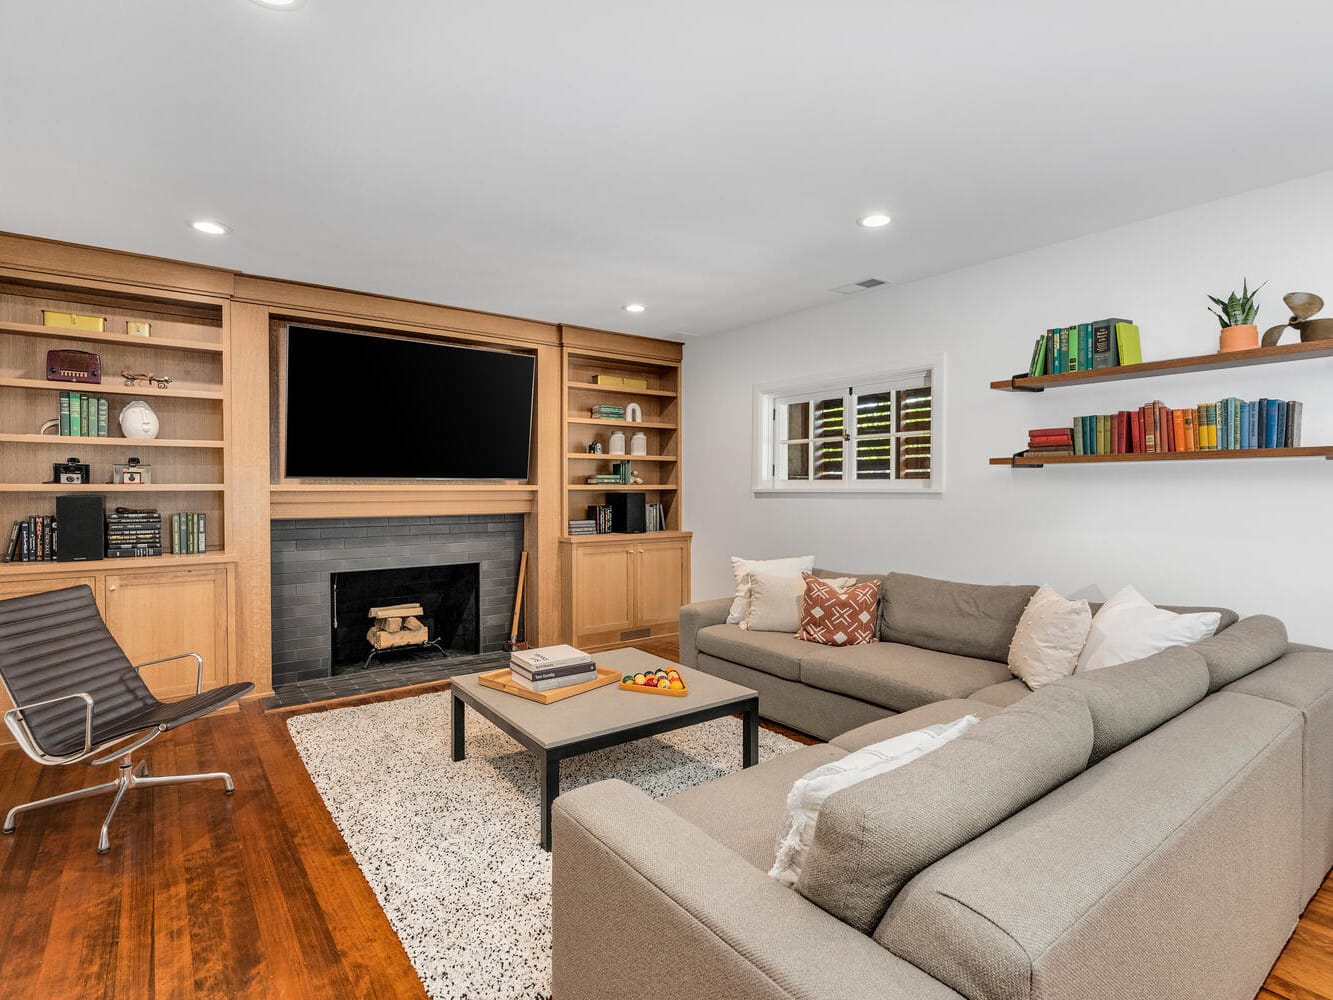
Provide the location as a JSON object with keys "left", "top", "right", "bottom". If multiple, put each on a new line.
{"left": 683, "top": 170, "right": 1333, "bottom": 645}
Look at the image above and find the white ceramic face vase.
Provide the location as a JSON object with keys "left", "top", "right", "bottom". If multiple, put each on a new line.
{"left": 119, "top": 400, "right": 160, "bottom": 440}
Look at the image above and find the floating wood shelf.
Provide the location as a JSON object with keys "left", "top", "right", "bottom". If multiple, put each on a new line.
{"left": 566, "top": 416, "right": 677, "bottom": 430}
{"left": 565, "top": 453, "right": 677, "bottom": 462}
{"left": 991, "top": 339, "right": 1333, "bottom": 392}
{"left": 567, "top": 381, "right": 678, "bottom": 398}
{"left": 0, "top": 550, "right": 235, "bottom": 576}
{"left": 270, "top": 482, "right": 536, "bottom": 493}
{"left": 0, "top": 319, "right": 224, "bottom": 354}
{"left": 0, "top": 376, "right": 224, "bottom": 400}
{"left": 0, "top": 483, "right": 225, "bottom": 492}
{"left": 990, "top": 447, "right": 1333, "bottom": 467}
{"left": 561, "top": 530, "right": 693, "bottom": 543}
{"left": 0, "top": 433, "right": 224, "bottom": 449}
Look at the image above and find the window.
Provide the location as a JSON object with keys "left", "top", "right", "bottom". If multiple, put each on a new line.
{"left": 753, "top": 359, "right": 942, "bottom": 493}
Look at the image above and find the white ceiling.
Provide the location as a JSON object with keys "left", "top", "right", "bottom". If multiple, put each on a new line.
{"left": 4, "top": 1, "right": 1333, "bottom": 337}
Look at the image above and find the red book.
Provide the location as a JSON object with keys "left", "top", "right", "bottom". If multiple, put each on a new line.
{"left": 1160, "top": 402, "right": 1174, "bottom": 451}
{"left": 1028, "top": 434, "right": 1072, "bottom": 446}
{"left": 1135, "top": 409, "right": 1146, "bottom": 453}
{"left": 1115, "top": 411, "right": 1128, "bottom": 454}
{"left": 1027, "top": 427, "right": 1073, "bottom": 437}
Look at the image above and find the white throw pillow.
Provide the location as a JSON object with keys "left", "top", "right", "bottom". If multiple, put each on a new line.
{"left": 769, "top": 716, "right": 978, "bottom": 887}
{"left": 1076, "top": 585, "right": 1221, "bottom": 674}
{"left": 1007, "top": 585, "right": 1092, "bottom": 690}
{"left": 726, "top": 555, "right": 815, "bottom": 624}
{"left": 741, "top": 572, "right": 855, "bottom": 633}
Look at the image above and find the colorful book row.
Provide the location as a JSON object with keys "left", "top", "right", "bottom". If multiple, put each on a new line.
{"left": 58, "top": 390, "right": 110, "bottom": 437}
{"left": 3, "top": 516, "right": 55, "bottom": 562}
{"left": 1026, "top": 319, "right": 1141, "bottom": 377}
{"left": 1052, "top": 398, "right": 1304, "bottom": 456}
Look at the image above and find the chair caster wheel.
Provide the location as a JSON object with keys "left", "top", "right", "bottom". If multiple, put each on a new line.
{"left": 224, "top": 789, "right": 235, "bottom": 796}
{"left": 97, "top": 846, "right": 110, "bottom": 855}
{"left": 2, "top": 826, "right": 14, "bottom": 835}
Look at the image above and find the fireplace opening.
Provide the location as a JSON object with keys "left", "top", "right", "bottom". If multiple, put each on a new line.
{"left": 330, "top": 563, "right": 480, "bottom": 674}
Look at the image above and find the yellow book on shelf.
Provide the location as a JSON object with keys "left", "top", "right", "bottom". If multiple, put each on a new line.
{"left": 1114, "top": 322, "right": 1142, "bottom": 366}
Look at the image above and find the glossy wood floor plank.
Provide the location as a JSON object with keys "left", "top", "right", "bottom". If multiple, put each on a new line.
{"left": 1, "top": 638, "right": 1331, "bottom": 1000}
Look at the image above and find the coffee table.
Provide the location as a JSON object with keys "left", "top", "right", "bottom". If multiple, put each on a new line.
{"left": 449, "top": 647, "right": 759, "bottom": 850}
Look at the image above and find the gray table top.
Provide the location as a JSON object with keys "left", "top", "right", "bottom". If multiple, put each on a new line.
{"left": 450, "top": 647, "right": 758, "bottom": 750}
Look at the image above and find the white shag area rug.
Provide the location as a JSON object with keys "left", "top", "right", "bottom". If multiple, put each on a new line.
{"left": 287, "top": 691, "right": 800, "bottom": 1000}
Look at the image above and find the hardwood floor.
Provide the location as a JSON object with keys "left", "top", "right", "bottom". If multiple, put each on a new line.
{"left": 1, "top": 640, "right": 1330, "bottom": 999}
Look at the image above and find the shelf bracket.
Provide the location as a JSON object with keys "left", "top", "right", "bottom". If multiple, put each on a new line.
{"left": 1011, "top": 451, "right": 1043, "bottom": 468}
{"left": 1009, "top": 373, "right": 1044, "bottom": 392}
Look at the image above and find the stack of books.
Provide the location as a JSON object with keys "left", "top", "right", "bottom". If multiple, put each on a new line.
{"left": 1071, "top": 398, "right": 1304, "bottom": 455}
{"left": 1024, "top": 426, "right": 1074, "bottom": 457}
{"left": 106, "top": 509, "right": 163, "bottom": 558}
{"left": 509, "top": 644, "right": 598, "bottom": 693}
{"left": 586, "top": 461, "right": 634, "bottom": 486}
{"left": 645, "top": 502, "right": 667, "bottom": 531}
{"left": 586, "top": 504, "right": 613, "bottom": 533}
{"left": 1025, "top": 319, "right": 1141, "bottom": 376}
{"left": 58, "top": 391, "right": 111, "bottom": 437}
{"left": 169, "top": 512, "right": 207, "bottom": 554}
{"left": 567, "top": 518, "right": 597, "bottom": 536}
{"left": 590, "top": 404, "right": 625, "bottom": 420}
{"left": 3, "top": 516, "right": 55, "bottom": 562}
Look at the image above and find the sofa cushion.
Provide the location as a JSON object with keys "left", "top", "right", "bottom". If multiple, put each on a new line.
{"left": 695, "top": 624, "right": 806, "bottom": 682}
{"left": 1057, "top": 646, "right": 1209, "bottom": 764}
{"left": 967, "top": 679, "right": 1031, "bottom": 708}
{"left": 879, "top": 572, "right": 1037, "bottom": 663}
{"left": 664, "top": 742, "right": 847, "bottom": 872}
{"left": 833, "top": 699, "right": 1002, "bottom": 752}
{"left": 876, "top": 691, "right": 1302, "bottom": 1000}
{"left": 799, "top": 643, "right": 1013, "bottom": 713}
{"left": 796, "top": 684, "right": 1094, "bottom": 933}
{"left": 1077, "top": 586, "right": 1220, "bottom": 674}
{"left": 1192, "top": 614, "right": 1289, "bottom": 692}
{"left": 796, "top": 574, "right": 881, "bottom": 647}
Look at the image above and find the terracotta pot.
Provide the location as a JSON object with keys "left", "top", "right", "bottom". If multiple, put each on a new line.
{"left": 1219, "top": 323, "right": 1259, "bottom": 352}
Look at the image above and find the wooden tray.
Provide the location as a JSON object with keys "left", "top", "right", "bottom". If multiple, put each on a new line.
{"left": 618, "top": 673, "right": 689, "bottom": 697}
{"left": 478, "top": 665, "right": 619, "bottom": 704}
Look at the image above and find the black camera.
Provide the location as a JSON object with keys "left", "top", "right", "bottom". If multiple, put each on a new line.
{"left": 52, "top": 457, "right": 90, "bottom": 485}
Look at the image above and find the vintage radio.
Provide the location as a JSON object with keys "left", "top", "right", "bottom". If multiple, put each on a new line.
{"left": 46, "top": 349, "right": 102, "bottom": 384}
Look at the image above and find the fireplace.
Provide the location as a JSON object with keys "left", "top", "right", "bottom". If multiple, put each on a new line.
{"left": 330, "top": 563, "right": 480, "bottom": 674}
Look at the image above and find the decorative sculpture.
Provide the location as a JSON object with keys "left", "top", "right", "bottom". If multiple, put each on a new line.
{"left": 1261, "top": 292, "right": 1333, "bottom": 346}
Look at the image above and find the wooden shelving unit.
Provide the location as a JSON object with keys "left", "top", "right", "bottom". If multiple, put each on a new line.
{"left": 991, "top": 339, "right": 1333, "bottom": 392}
{"left": 0, "top": 318, "right": 224, "bottom": 354}
{"left": 991, "top": 447, "right": 1333, "bottom": 467}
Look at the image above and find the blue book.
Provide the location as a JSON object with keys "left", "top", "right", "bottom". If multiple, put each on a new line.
{"left": 1240, "top": 401, "right": 1250, "bottom": 449}
{"left": 1265, "top": 399, "right": 1281, "bottom": 448}
{"left": 1250, "top": 401, "right": 1259, "bottom": 448}
{"left": 1275, "top": 399, "right": 1288, "bottom": 448}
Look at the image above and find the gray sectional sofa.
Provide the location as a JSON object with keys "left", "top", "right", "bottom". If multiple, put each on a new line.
{"left": 551, "top": 574, "right": 1333, "bottom": 1000}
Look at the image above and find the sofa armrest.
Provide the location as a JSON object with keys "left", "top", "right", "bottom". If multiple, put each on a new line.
{"left": 552, "top": 780, "right": 964, "bottom": 1000}
{"left": 679, "top": 596, "right": 734, "bottom": 667}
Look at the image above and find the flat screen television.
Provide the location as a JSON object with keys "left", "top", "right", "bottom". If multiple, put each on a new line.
{"left": 284, "top": 326, "right": 535, "bottom": 479}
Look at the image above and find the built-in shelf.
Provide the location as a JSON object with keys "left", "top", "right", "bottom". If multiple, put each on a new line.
{"left": 990, "top": 447, "right": 1333, "bottom": 467}
{"left": 0, "top": 483, "right": 225, "bottom": 492}
{"left": 565, "top": 453, "right": 677, "bottom": 462}
{"left": 270, "top": 482, "right": 536, "bottom": 493}
{"left": 0, "top": 433, "right": 224, "bottom": 449}
{"left": 566, "top": 417, "right": 677, "bottom": 430}
{"left": 0, "top": 550, "right": 235, "bottom": 575}
{"left": 567, "top": 381, "right": 678, "bottom": 398}
{"left": 0, "top": 319, "right": 224, "bottom": 355}
{"left": 991, "top": 339, "right": 1333, "bottom": 392}
{"left": 561, "top": 530, "right": 693, "bottom": 543}
{"left": 568, "top": 484, "right": 679, "bottom": 492}
{"left": 0, "top": 376, "right": 224, "bottom": 400}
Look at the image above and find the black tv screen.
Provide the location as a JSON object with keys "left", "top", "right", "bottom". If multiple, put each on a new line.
{"left": 284, "top": 326, "right": 535, "bottom": 479}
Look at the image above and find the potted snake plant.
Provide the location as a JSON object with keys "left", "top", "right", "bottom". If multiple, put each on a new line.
{"left": 1208, "top": 279, "right": 1265, "bottom": 352}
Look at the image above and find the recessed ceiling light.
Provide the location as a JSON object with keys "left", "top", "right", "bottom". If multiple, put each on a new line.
{"left": 190, "top": 220, "right": 229, "bottom": 236}
{"left": 857, "top": 213, "right": 892, "bottom": 229}
{"left": 248, "top": 0, "right": 306, "bottom": 9}
{"left": 623, "top": 303, "right": 646, "bottom": 313}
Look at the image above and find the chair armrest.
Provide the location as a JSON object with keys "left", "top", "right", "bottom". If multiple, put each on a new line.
{"left": 135, "top": 652, "right": 204, "bottom": 694}
{"left": 679, "top": 596, "right": 734, "bottom": 667}
{"left": 4, "top": 691, "right": 94, "bottom": 762}
{"left": 552, "top": 780, "right": 963, "bottom": 1000}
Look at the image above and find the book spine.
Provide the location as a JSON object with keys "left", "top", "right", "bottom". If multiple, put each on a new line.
{"left": 98, "top": 398, "right": 109, "bottom": 437}
{"left": 69, "top": 391, "right": 82, "bottom": 437}
{"left": 59, "top": 391, "right": 71, "bottom": 436}
{"left": 2, "top": 521, "right": 19, "bottom": 563}
{"left": 1265, "top": 399, "right": 1280, "bottom": 448}
{"left": 1067, "top": 325, "right": 1080, "bottom": 373}
{"left": 105, "top": 546, "right": 164, "bottom": 558}
{"left": 1289, "top": 401, "right": 1302, "bottom": 447}
{"left": 80, "top": 396, "right": 89, "bottom": 437}
{"left": 1172, "top": 410, "right": 1186, "bottom": 454}
{"left": 1239, "top": 401, "right": 1250, "bottom": 449}
{"left": 1275, "top": 399, "right": 1288, "bottom": 449}
{"left": 197, "top": 513, "right": 206, "bottom": 553}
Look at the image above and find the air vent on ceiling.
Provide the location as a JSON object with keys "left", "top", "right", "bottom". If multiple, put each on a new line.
{"left": 831, "top": 277, "right": 888, "bottom": 295}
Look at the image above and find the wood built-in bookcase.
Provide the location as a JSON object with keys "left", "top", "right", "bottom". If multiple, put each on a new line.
{"left": 989, "top": 339, "right": 1333, "bottom": 467}
{"left": 559, "top": 326, "right": 691, "bottom": 651}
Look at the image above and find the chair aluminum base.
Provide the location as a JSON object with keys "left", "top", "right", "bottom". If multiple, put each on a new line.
{"left": 3, "top": 753, "right": 235, "bottom": 854}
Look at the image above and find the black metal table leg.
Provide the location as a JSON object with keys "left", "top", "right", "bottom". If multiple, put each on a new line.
{"left": 540, "top": 753, "right": 560, "bottom": 852}
{"left": 451, "top": 693, "right": 466, "bottom": 762}
{"left": 743, "top": 699, "right": 759, "bottom": 768}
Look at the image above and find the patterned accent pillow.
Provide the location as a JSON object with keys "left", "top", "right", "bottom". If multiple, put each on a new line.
{"left": 797, "top": 573, "right": 881, "bottom": 646}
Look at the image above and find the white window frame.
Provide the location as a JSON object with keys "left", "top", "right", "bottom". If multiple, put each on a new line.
{"left": 752, "top": 355, "right": 944, "bottom": 495}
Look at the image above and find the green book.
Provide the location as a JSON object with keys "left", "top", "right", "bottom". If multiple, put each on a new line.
{"left": 69, "top": 391, "right": 82, "bottom": 436}
{"left": 196, "top": 513, "right": 206, "bottom": 554}
{"left": 58, "top": 391, "right": 71, "bottom": 436}
{"left": 97, "top": 398, "right": 108, "bottom": 437}
{"left": 1115, "top": 322, "right": 1142, "bottom": 366}
{"left": 1073, "top": 417, "right": 1085, "bottom": 456}
{"left": 79, "top": 396, "right": 90, "bottom": 437}
{"left": 1027, "top": 336, "right": 1047, "bottom": 378}
{"left": 1066, "top": 325, "right": 1080, "bottom": 373}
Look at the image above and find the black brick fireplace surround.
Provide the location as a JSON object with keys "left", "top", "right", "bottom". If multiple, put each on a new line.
{"left": 269, "top": 514, "right": 522, "bottom": 700}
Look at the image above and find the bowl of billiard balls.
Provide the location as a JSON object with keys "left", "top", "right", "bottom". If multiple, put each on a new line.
{"left": 618, "top": 666, "right": 687, "bottom": 696}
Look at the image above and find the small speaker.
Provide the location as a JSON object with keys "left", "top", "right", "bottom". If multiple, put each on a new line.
{"left": 609, "top": 492, "right": 647, "bottom": 534}
{"left": 55, "top": 494, "right": 105, "bottom": 562}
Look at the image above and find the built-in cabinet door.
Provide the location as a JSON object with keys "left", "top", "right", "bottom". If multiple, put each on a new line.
{"left": 634, "top": 540, "right": 688, "bottom": 632}
{"left": 569, "top": 543, "right": 637, "bottom": 648}
{"left": 0, "top": 576, "right": 101, "bottom": 720}
{"left": 104, "top": 567, "right": 229, "bottom": 701}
